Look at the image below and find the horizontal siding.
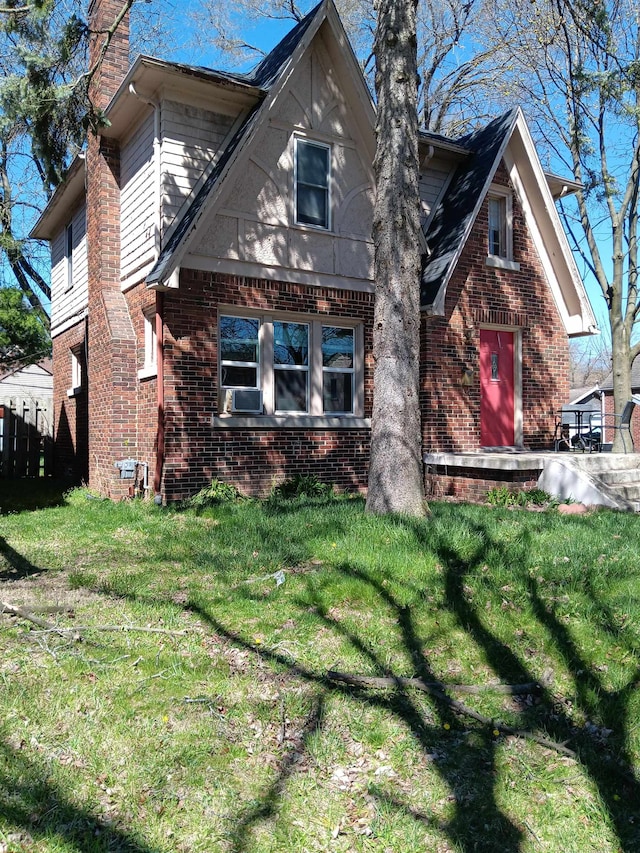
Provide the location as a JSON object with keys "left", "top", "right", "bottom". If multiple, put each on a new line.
{"left": 50, "top": 204, "right": 88, "bottom": 335}
{"left": 419, "top": 164, "right": 451, "bottom": 221}
{"left": 121, "top": 113, "right": 156, "bottom": 283}
{"left": 160, "top": 100, "right": 236, "bottom": 235}
{"left": 0, "top": 365, "right": 52, "bottom": 397}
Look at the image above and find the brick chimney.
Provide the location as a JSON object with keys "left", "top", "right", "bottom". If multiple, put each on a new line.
{"left": 86, "top": 0, "right": 137, "bottom": 498}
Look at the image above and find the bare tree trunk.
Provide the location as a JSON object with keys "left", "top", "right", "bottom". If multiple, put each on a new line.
{"left": 366, "top": 0, "right": 426, "bottom": 516}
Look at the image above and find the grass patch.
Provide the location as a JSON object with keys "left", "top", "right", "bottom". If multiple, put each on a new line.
{"left": 1, "top": 486, "right": 640, "bottom": 851}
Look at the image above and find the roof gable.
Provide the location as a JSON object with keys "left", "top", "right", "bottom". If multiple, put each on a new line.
{"left": 146, "top": 0, "right": 369, "bottom": 287}
{"left": 420, "top": 108, "right": 597, "bottom": 336}
{"left": 420, "top": 110, "right": 517, "bottom": 311}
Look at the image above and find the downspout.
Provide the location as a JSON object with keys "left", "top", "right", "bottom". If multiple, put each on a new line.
{"left": 129, "top": 83, "right": 164, "bottom": 502}
{"left": 154, "top": 291, "right": 165, "bottom": 503}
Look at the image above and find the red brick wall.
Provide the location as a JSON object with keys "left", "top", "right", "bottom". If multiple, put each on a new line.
{"left": 84, "top": 0, "right": 137, "bottom": 499}
{"left": 421, "top": 164, "right": 570, "bottom": 456}
{"left": 157, "top": 270, "right": 375, "bottom": 500}
{"left": 425, "top": 467, "right": 540, "bottom": 501}
{"left": 52, "top": 322, "right": 89, "bottom": 482}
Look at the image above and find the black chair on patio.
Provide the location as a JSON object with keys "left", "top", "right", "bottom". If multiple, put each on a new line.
{"left": 604, "top": 395, "right": 640, "bottom": 453}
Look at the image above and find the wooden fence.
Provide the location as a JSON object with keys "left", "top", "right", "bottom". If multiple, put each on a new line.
{"left": 0, "top": 397, "right": 53, "bottom": 478}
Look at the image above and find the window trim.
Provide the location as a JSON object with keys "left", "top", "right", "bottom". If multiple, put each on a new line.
{"left": 218, "top": 310, "right": 363, "bottom": 419}
{"left": 67, "top": 345, "right": 85, "bottom": 397}
{"left": 138, "top": 308, "right": 158, "bottom": 380}
{"left": 486, "top": 185, "right": 520, "bottom": 271}
{"left": 294, "top": 137, "right": 331, "bottom": 231}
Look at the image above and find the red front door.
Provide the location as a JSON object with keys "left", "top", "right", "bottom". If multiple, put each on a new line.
{"left": 480, "top": 328, "right": 515, "bottom": 447}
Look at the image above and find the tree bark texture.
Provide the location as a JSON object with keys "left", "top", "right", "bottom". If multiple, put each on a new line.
{"left": 366, "top": 0, "right": 425, "bottom": 515}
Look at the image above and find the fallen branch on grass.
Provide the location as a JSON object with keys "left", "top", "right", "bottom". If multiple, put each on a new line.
{"left": 327, "top": 670, "right": 575, "bottom": 758}
{"left": 1, "top": 601, "right": 189, "bottom": 638}
{"left": 1, "top": 602, "right": 57, "bottom": 630}
{"left": 327, "top": 671, "right": 541, "bottom": 696}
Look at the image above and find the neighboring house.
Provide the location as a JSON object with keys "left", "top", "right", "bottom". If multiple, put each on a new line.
{"left": 31, "top": 0, "right": 597, "bottom": 502}
{"left": 0, "top": 359, "right": 53, "bottom": 478}
{"left": 0, "top": 359, "right": 52, "bottom": 403}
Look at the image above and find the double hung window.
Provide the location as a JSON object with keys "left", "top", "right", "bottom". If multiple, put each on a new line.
{"left": 274, "top": 321, "right": 309, "bottom": 412}
{"left": 68, "top": 345, "right": 85, "bottom": 397}
{"left": 486, "top": 187, "right": 519, "bottom": 270}
{"left": 488, "top": 196, "right": 507, "bottom": 258}
{"left": 295, "top": 139, "right": 330, "bottom": 229}
{"left": 220, "top": 316, "right": 260, "bottom": 389}
{"left": 322, "top": 326, "right": 354, "bottom": 414}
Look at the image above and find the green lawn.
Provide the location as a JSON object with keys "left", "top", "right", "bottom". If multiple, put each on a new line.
{"left": 1, "top": 482, "right": 639, "bottom": 852}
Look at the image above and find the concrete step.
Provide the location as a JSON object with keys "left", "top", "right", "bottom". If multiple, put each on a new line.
{"left": 610, "top": 483, "right": 640, "bottom": 502}
{"left": 598, "top": 469, "right": 640, "bottom": 485}
{"left": 571, "top": 453, "right": 640, "bottom": 475}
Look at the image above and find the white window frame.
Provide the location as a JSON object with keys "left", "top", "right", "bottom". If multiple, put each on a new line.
{"left": 273, "top": 320, "right": 310, "bottom": 414}
{"left": 294, "top": 137, "right": 331, "bottom": 230}
{"left": 138, "top": 308, "right": 158, "bottom": 380}
{"left": 219, "top": 315, "right": 261, "bottom": 404}
{"left": 486, "top": 185, "right": 520, "bottom": 272}
{"left": 219, "top": 311, "right": 362, "bottom": 418}
{"left": 67, "top": 345, "right": 85, "bottom": 397}
{"left": 322, "top": 326, "right": 356, "bottom": 416}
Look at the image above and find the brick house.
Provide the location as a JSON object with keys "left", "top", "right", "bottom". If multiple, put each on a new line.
{"left": 31, "top": 0, "right": 597, "bottom": 502}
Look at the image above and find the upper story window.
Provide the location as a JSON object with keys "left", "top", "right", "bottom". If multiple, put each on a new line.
{"left": 295, "top": 138, "right": 331, "bottom": 229}
{"left": 65, "top": 222, "right": 74, "bottom": 291}
{"left": 488, "top": 196, "right": 507, "bottom": 258}
{"left": 219, "top": 312, "right": 361, "bottom": 417}
{"left": 486, "top": 186, "right": 520, "bottom": 271}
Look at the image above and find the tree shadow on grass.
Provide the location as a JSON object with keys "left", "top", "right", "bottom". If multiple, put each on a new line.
{"left": 228, "top": 693, "right": 325, "bottom": 853}
{"left": 192, "top": 589, "right": 523, "bottom": 853}
{"left": 188, "top": 504, "right": 640, "bottom": 852}
{"left": 421, "top": 509, "right": 640, "bottom": 851}
{"left": 7, "top": 496, "right": 640, "bottom": 852}
{"left": 0, "top": 535, "right": 44, "bottom": 582}
{"left": 0, "top": 738, "right": 157, "bottom": 853}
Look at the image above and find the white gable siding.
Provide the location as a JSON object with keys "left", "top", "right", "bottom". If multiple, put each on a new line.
{"left": 121, "top": 112, "right": 156, "bottom": 285}
{"left": 160, "top": 101, "right": 236, "bottom": 236}
{"left": 50, "top": 204, "right": 88, "bottom": 337}
{"left": 419, "top": 161, "right": 451, "bottom": 225}
{"left": 189, "top": 37, "right": 375, "bottom": 287}
{"left": 0, "top": 364, "right": 52, "bottom": 398}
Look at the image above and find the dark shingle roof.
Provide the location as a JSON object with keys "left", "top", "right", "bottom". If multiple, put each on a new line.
{"left": 420, "top": 109, "right": 518, "bottom": 309}
{"left": 146, "top": 2, "right": 325, "bottom": 286}
{"left": 600, "top": 359, "right": 640, "bottom": 392}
